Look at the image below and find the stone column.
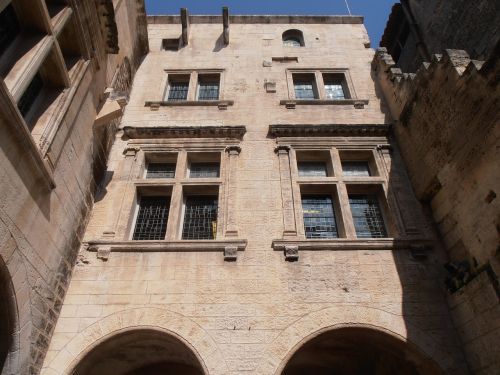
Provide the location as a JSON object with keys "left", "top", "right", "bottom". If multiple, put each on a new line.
{"left": 275, "top": 145, "right": 297, "bottom": 238}
{"left": 224, "top": 146, "right": 241, "bottom": 238}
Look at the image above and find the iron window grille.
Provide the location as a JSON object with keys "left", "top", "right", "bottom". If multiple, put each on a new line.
{"left": 182, "top": 196, "right": 218, "bottom": 240}
{"left": 17, "top": 73, "right": 43, "bottom": 121}
{"left": 342, "top": 161, "right": 371, "bottom": 176}
{"left": 298, "top": 162, "right": 328, "bottom": 177}
{"left": 146, "top": 163, "right": 176, "bottom": 179}
{"left": 189, "top": 163, "right": 220, "bottom": 178}
{"left": 132, "top": 196, "right": 170, "bottom": 240}
{"left": 0, "top": 4, "right": 20, "bottom": 57}
{"left": 349, "top": 194, "right": 387, "bottom": 238}
{"left": 302, "top": 195, "right": 339, "bottom": 239}
{"left": 167, "top": 81, "right": 189, "bottom": 101}
{"left": 197, "top": 76, "right": 220, "bottom": 100}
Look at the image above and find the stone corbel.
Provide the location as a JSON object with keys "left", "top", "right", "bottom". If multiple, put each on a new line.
{"left": 94, "top": 87, "right": 127, "bottom": 127}
{"left": 284, "top": 100, "right": 296, "bottom": 109}
{"left": 284, "top": 245, "right": 299, "bottom": 261}
{"left": 224, "top": 246, "right": 238, "bottom": 261}
{"left": 181, "top": 8, "right": 189, "bottom": 46}
{"left": 123, "top": 147, "right": 140, "bottom": 158}
{"left": 222, "top": 7, "right": 230, "bottom": 45}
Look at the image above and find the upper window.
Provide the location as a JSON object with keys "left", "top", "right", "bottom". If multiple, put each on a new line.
{"left": 17, "top": 73, "right": 44, "bottom": 122}
{"left": 282, "top": 29, "right": 304, "bottom": 47}
{"left": 166, "top": 74, "right": 190, "bottom": 101}
{"left": 197, "top": 74, "right": 220, "bottom": 101}
{"left": 342, "top": 161, "right": 371, "bottom": 177}
{"left": 298, "top": 162, "right": 328, "bottom": 177}
{"left": 190, "top": 163, "right": 220, "bottom": 178}
{"left": 146, "top": 163, "right": 176, "bottom": 179}
{"left": 323, "top": 73, "right": 350, "bottom": 100}
{"left": 0, "top": 4, "right": 20, "bottom": 56}
{"left": 293, "top": 73, "right": 317, "bottom": 100}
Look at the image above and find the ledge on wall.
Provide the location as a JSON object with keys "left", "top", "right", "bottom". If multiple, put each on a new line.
{"left": 123, "top": 125, "right": 246, "bottom": 140}
{"left": 268, "top": 123, "right": 391, "bottom": 137}
{"left": 280, "top": 99, "right": 369, "bottom": 109}
{"left": 145, "top": 100, "right": 234, "bottom": 110}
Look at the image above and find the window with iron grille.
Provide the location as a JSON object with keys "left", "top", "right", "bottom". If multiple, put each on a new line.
{"left": 197, "top": 75, "right": 220, "bottom": 100}
{"left": 167, "top": 79, "right": 189, "bottom": 101}
{"left": 293, "top": 74, "right": 317, "bottom": 99}
{"left": 302, "top": 195, "right": 338, "bottom": 239}
{"left": 17, "top": 73, "right": 43, "bottom": 121}
{"left": 190, "top": 163, "right": 220, "bottom": 178}
{"left": 349, "top": 194, "right": 387, "bottom": 238}
{"left": 182, "top": 196, "right": 218, "bottom": 240}
{"left": 323, "top": 74, "right": 348, "bottom": 100}
{"left": 342, "top": 161, "right": 371, "bottom": 176}
{"left": 146, "top": 163, "right": 176, "bottom": 179}
{"left": 0, "top": 4, "right": 20, "bottom": 57}
{"left": 298, "top": 162, "right": 328, "bottom": 177}
{"left": 132, "top": 196, "right": 170, "bottom": 240}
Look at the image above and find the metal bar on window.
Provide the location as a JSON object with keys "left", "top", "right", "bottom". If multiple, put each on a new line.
{"left": 182, "top": 196, "right": 218, "bottom": 240}
{"left": 342, "top": 161, "right": 371, "bottom": 176}
{"left": 349, "top": 194, "right": 387, "bottom": 238}
{"left": 302, "top": 195, "right": 338, "bottom": 239}
{"left": 189, "top": 163, "right": 220, "bottom": 178}
{"left": 132, "top": 196, "right": 170, "bottom": 240}
{"left": 298, "top": 162, "right": 328, "bottom": 177}
{"left": 146, "top": 163, "right": 176, "bottom": 178}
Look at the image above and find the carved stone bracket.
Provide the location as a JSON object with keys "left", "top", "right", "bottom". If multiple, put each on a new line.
{"left": 123, "top": 147, "right": 140, "bottom": 157}
{"left": 284, "top": 245, "right": 299, "bottom": 261}
{"left": 274, "top": 145, "right": 291, "bottom": 154}
{"left": 224, "top": 246, "right": 238, "bottom": 261}
{"left": 225, "top": 145, "right": 242, "bottom": 155}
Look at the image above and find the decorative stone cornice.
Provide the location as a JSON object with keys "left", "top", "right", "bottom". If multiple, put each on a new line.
{"left": 225, "top": 145, "right": 242, "bottom": 155}
{"left": 123, "top": 125, "right": 246, "bottom": 139}
{"left": 269, "top": 124, "right": 391, "bottom": 138}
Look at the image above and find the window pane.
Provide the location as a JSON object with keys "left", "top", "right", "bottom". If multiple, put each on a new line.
{"left": 298, "top": 162, "right": 328, "bottom": 177}
{"left": 182, "top": 196, "right": 218, "bottom": 240}
{"left": 283, "top": 38, "right": 301, "bottom": 47}
{"left": 190, "top": 163, "right": 220, "bottom": 178}
{"left": 167, "top": 82, "right": 189, "bottom": 101}
{"left": 342, "top": 161, "right": 371, "bottom": 176}
{"left": 349, "top": 195, "right": 387, "bottom": 238}
{"left": 17, "top": 73, "right": 43, "bottom": 120}
{"left": 294, "top": 82, "right": 315, "bottom": 99}
{"left": 198, "top": 76, "right": 220, "bottom": 100}
{"left": 302, "top": 195, "right": 338, "bottom": 239}
{"left": 0, "top": 4, "right": 20, "bottom": 56}
{"left": 146, "top": 163, "right": 176, "bottom": 178}
{"left": 133, "top": 196, "right": 170, "bottom": 240}
{"left": 325, "top": 83, "right": 345, "bottom": 100}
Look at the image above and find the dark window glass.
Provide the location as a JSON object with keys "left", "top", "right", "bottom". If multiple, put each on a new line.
{"left": 132, "top": 196, "right": 170, "bottom": 240}
{"left": 302, "top": 195, "right": 338, "bottom": 239}
{"left": 298, "top": 162, "right": 328, "bottom": 177}
{"left": 349, "top": 195, "right": 387, "bottom": 238}
{"left": 162, "top": 38, "right": 179, "bottom": 51}
{"left": 167, "top": 81, "right": 189, "bottom": 101}
{"left": 17, "top": 73, "right": 43, "bottom": 120}
{"left": 182, "top": 196, "right": 218, "bottom": 240}
{"left": 0, "top": 4, "right": 20, "bottom": 56}
{"left": 324, "top": 74, "right": 347, "bottom": 100}
{"left": 342, "top": 161, "right": 371, "bottom": 176}
{"left": 198, "top": 76, "right": 219, "bottom": 100}
{"left": 283, "top": 37, "right": 301, "bottom": 47}
{"left": 294, "top": 80, "right": 316, "bottom": 99}
{"left": 146, "top": 163, "right": 176, "bottom": 179}
{"left": 190, "top": 163, "right": 220, "bottom": 178}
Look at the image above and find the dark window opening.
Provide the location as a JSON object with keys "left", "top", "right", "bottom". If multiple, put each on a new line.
{"left": 146, "top": 163, "right": 176, "bottom": 179}
{"left": 302, "top": 195, "right": 338, "bottom": 239}
{"left": 323, "top": 73, "right": 349, "bottom": 100}
{"left": 298, "top": 162, "right": 328, "bottom": 177}
{"left": 342, "top": 161, "right": 371, "bottom": 176}
{"left": 167, "top": 75, "right": 190, "bottom": 101}
{"left": 162, "top": 38, "right": 180, "bottom": 51}
{"left": 17, "top": 73, "right": 43, "bottom": 121}
{"left": 293, "top": 74, "right": 317, "bottom": 100}
{"left": 349, "top": 194, "right": 387, "bottom": 238}
{"left": 189, "top": 163, "right": 220, "bottom": 178}
{"left": 132, "top": 196, "right": 170, "bottom": 240}
{"left": 0, "top": 4, "right": 20, "bottom": 57}
{"left": 197, "top": 75, "right": 220, "bottom": 101}
{"left": 282, "top": 29, "right": 304, "bottom": 47}
{"left": 182, "top": 196, "right": 218, "bottom": 240}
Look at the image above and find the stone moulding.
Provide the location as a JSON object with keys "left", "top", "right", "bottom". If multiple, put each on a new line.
{"left": 145, "top": 100, "right": 234, "bottom": 110}
{"left": 123, "top": 125, "right": 246, "bottom": 140}
{"left": 279, "top": 99, "right": 369, "bottom": 109}
{"left": 269, "top": 124, "right": 391, "bottom": 137}
{"left": 272, "top": 238, "right": 434, "bottom": 252}
{"left": 86, "top": 239, "right": 247, "bottom": 259}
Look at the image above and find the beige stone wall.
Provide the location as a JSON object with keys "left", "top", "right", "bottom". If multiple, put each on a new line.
{"left": 42, "top": 18, "right": 468, "bottom": 374}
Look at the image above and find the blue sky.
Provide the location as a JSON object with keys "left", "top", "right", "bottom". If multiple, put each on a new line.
{"left": 145, "top": 0, "right": 397, "bottom": 47}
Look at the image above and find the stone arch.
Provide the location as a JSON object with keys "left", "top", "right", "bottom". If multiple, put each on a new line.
{"left": 43, "top": 307, "right": 229, "bottom": 375}
{"left": 256, "top": 305, "right": 456, "bottom": 374}
{"left": 0, "top": 255, "right": 18, "bottom": 374}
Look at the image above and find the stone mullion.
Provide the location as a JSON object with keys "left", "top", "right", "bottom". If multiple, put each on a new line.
{"left": 331, "top": 148, "right": 356, "bottom": 239}
{"left": 276, "top": 145, "right": 297, "bottom": 238}
{"left": 166, "top": 151, "right": 187, "bottom": 240}
{"left": 224, "top": 146, "right": 241, "bottom": 238}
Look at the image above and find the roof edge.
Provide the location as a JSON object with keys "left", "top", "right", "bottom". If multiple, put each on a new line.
{"left": 147, "top": 15, "right": 364, "bottom": 25}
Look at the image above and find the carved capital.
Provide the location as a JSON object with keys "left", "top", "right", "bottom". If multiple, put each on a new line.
{"left": 376, "top": 144, "right": 393, "bottom": 153}
{"left": 123, "top": 147, "right": 140, "bottom": 157}
{"left": 274, "top": 145, "right": 291, "bottom": 155}
{"left": 225, "top": 145, "right": 241, "bottom": 155}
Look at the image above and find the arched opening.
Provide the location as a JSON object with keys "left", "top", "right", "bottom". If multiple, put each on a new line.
{"left": 72, "top": 329, "right": 206, "bottom": 375}
{"left": 0, "top": 256, "right": 17, "bottom": 373}
{"left": 282, "top": 29, "right": 304, "bottom": 47}
{"left": 282, "top": 327, "right": 443, "bottom": 375}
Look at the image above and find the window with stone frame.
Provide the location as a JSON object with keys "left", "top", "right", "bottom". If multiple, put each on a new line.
{"left": 197, "top": 74, "right": 220, "bottom": 101}
{"left": 166, "top": 74, "right": 190, "bottom": 101}
{"left": 0, "top": 3, "right": 21, "bottom": 57}
{"left": 282, "top": 29, "right": 304, "bottom": 47}
{"left": 323, "top": 73, "right": 350, "bottom": 100}
{"left": 161, "top": 70, "right": 224, "bottom": 103}
{"left": 293, "top": 73, "right": 318, "bottom": 99}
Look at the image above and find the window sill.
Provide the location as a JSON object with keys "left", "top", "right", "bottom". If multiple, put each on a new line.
{"left": 272, "top": 238, "right": 433, "bottom": 260}
{"left": 86, "top": 239, "right": 247, "bottom": 261}
{"left": 280, "top": 99, "right": 369, "bottom": 109}
{"left": 145, "top": 100, "right": 234, "bottom": 110}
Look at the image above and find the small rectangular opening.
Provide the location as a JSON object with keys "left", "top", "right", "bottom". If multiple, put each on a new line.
{"left": 296, "top": 150, "right": 333, "bottom": 177}
{"left": 292, "top": 73, "right": 317, "bottom": 99}
{"left": 162, "top": 38, "right": 180, "bottom": 51}
{"left": 144, "top": 152, "right": 178, "bottom": 178}
{"left": 197, "top": 74, "right": 220, "bottom": 101}
{"left": 339, "top": 150, "right": 378, "bottom": 177}
{"left": 0, "top": 4, "right": 21, "bottom": 57}
{"left": 187, "top": 152, "right": 221, "bottom": 178}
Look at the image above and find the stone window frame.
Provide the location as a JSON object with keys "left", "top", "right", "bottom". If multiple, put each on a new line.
{"left": 87, "top": 133, "right": 247, "bottom": 261}
{"left": 270, "top": 127, "right": 433, "bottom": 259}
{"left": 281, "top": 68, "right": 369, "bottom": 109}
{"left": 0, "top": 0, "right": 91, "bottom": 190}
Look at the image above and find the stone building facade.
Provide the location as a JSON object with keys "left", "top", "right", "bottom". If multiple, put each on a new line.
{"left": 374, "top": 1, "right": 499, "bottom": 374}
{"left": 39, "top": 12, "right": 471, "bottom": 375}
{"left": 0, "top": 0, "right": 147, "bottom": 374}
